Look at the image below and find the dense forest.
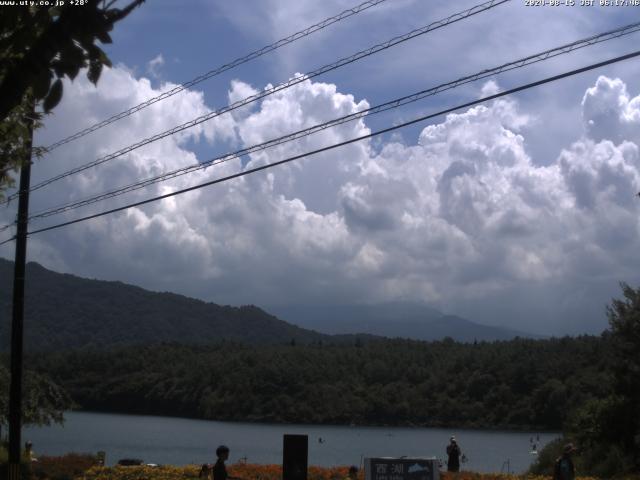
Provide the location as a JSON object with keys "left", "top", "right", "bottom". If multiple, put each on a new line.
{"left": 0, "top": 259, "right": 335, "bottom": 351}
{"left": 28, "top": 335, "right": 611, "bottom": 430}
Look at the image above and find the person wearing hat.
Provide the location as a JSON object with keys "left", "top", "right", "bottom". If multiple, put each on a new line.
{"left": 553, "top": 443, "right": 577, "bottom": 480}
{"left": 446, "top": 436, "right": 462, "bottom": 473}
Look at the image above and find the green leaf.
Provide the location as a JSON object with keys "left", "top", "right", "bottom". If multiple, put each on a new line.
{"left": 86, "top": 44, "right": 101, "bottom": 60}
{"left": 59, "top": 42, "right": 86, "bottom": 78}
{"left": 95, "top": 30, "right": 112, "bottom": 44}
{"left": 43, "top": 79, "right": 63, "bottom": 112}
{"left": 88, "top": 45, "right": 112, "bottom": 69}
{"left": 75, "top": 33, "right": 96, "bottom": 53}
{"left": 87, "top": 60, "right": 103, "bottom": 85}
{"left": 33, "top": 69, "right": 52, "bottom": 100}
{"left": 66, "top": 61, "right": 81, "bottom": 80}
{"left": 51, "top": 60, "right": 66, "bottom": 77}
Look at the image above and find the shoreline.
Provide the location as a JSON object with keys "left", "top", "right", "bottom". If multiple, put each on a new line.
{"left": 25, "top": 411, "right": 557, "bottom": 474}
{"left": 66, "top": 409, "right": 562, "bottom": 435}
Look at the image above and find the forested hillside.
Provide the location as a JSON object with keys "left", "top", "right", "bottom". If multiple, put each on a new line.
{"left": 0, "top": 259, "right": 329, "bottom": 350}
{"left": 29, "top": 335, "right": 611, "bottom": 430}
{"left": 1, "top": 260, "right": 535, "bottom": 351}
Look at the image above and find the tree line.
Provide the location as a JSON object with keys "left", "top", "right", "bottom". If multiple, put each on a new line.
{"left": 26, "top": 335, "right": 611, "bottom": 431}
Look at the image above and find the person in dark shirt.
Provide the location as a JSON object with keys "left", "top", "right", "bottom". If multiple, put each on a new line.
{"left": 214, "top": 445, "right": 242, "bottom": 480}
{"left": 553, "top": 443, "right": 577, "bottom": 480}
{"left": 446, "top": 436, "right": 461, "bottom": 472}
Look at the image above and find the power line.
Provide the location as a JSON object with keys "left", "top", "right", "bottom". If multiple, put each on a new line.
{"left": 39, "top": 0, "right": 392, "bottom": 153}
{"left": 14, "top": 20, "right": 640, "bottom": 225}
{"left": 0, "top": 48, "right": 634, "bottom": 245}
{"left": 25, "top": 0, "right": 510, "bottom": 196}
{"left": 5, "top": 0, "right": 509, "bottom": 204}
{"left": 2, "top": 21, "right": 639, "bottom": 235}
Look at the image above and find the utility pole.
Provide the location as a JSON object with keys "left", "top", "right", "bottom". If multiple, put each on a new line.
{"left": 8, "top": 102, "right": 34, "bottom": 480}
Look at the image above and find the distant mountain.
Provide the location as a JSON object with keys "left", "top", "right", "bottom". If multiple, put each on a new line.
{"left": 0, "top": 259, "right": 535, "bottom": 352}
{"left": 267, "top": 302, "right": 540, "bottom": 342}
{"left": 0, "top": 259, "right": 334, "bottom": 351}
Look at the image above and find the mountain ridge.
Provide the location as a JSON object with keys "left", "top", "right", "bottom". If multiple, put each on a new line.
{"left": 0, "top": 258, "right": 332, "bottom": 351}
{"left": 1, "top": 258, "right": 539, "bottom": 352}
{"left": 267, "top": 303, "right": 541, "bottom": 342}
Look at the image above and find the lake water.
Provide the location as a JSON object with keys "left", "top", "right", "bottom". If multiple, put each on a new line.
{"left": 23, "top": 411, "right": 558, "bottom": 474}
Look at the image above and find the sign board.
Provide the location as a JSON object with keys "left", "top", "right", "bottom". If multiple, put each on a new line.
{"left": 365, "top": 457, "right": 439, "bottom": 480}
{"left": 283, "top": 434, "right": 308, "bottom": 480}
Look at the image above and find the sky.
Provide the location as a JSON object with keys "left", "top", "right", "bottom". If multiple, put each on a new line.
{"left": 2, "top": 0, "right": 640, "bottom": 336}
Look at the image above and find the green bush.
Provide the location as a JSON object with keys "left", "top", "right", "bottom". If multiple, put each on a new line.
{"left": 528, "top": 437, "right": 565, "bottom": 476}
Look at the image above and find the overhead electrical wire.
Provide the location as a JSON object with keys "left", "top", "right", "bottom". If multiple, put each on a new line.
{"left": 11, "top": 20, "right": 640, "bottom": 226}
{"left": 3, "top": 0, "right": 509, "bottom": 205}
{"left": 0, "top": 48, "right": 636, "bottom": 247}
{"left": 40, "top": 0, "right": 393, "bottom": 153}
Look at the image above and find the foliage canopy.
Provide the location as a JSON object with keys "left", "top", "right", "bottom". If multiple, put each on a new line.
{"left": 0, "top": 0, "right": 145, "bottom": 196}
{"left": 30, "top": 334, "right": 611, "bottom": 431}
{"left": 565, "top": 283, "right": 640, "bottom": 476}
{"left": 0, "top": 363, "right": 74, "bottom": 430}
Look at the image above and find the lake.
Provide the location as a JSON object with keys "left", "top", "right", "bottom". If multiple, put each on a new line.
{"left": 23, "top": 411, "right": 558, "bottom": 474}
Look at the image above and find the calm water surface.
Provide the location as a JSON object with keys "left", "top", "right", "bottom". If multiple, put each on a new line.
{"left": 24, "top": 411, "right": 557, "bottom": 473}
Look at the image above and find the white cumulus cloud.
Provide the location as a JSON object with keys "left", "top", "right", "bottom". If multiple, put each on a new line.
{"left": 2, "top": 70, "right": 639, "bottom": 336}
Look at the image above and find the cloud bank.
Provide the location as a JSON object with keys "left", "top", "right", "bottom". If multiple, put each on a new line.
{"left": 1, "top": 67, "right": 639, "bottom": 336}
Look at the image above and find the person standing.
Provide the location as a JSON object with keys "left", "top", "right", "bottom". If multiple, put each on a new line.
{"left": 553, "top": 443, "right": 577, "bottom": 480}
{"left": 446, "top": 436, "right": 462, "bottom": 472}
{"left": 213, "top": 445, "right": 242, "bottom": 480}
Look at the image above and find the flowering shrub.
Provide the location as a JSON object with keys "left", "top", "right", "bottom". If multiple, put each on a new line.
{"left": 31, "top": 453, "right": 100, "bottom": 480}
{"left": 80, "top": 465, "right": 201, "bottom": 479}
{"left": 229, "top": 464, "right": 364, "bottom": 480}
{"left": 75, "top": 463, "right": 634, "bottom": 480}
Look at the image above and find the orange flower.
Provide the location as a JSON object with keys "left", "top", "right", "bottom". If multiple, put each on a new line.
{"left": 73, "top": 463, "right": 634, "bottom": 480}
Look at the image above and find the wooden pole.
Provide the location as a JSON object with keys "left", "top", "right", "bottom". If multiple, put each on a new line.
{"left": 8, "top": 103, "right": 34, "bottom": 480}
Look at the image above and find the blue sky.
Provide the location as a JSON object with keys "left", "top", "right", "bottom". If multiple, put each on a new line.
{"left": 103, "top": 0, "right": 639, "bottom": 155}
{"left": 2, "top": 0, "right": 640, "bottom": 336}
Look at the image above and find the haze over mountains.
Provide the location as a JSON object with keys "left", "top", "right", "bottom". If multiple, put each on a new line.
{"left": 269, "top": 303, "right": 540, "bottom": 342}
{"left": 0, "top": 258, "right": 537, "bottom": 351}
